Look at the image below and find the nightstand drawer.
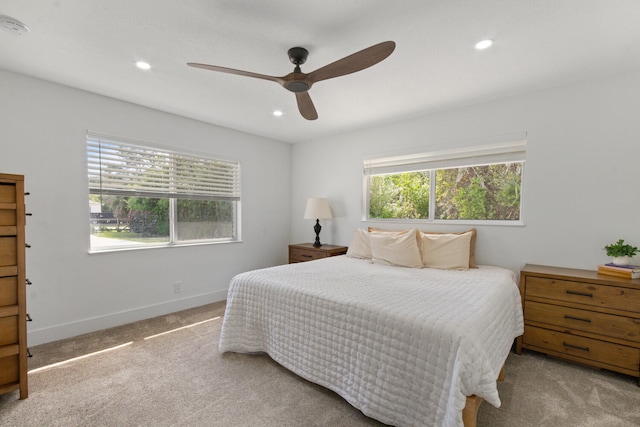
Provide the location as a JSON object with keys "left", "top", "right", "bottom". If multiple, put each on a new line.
{"left": 289, "top": 248, "right": 326, "bottom": 262}
{"left": 525, "top": 301, "right": 640, "bottom": 343}
{"left": 524, "top": 325, "right": 640, "bottom": 372}
{"left": 526, "top": 276, "right": 640, "bottom": 313}
{"left": 288, "top": 244, "right": 348, "bottom": 264}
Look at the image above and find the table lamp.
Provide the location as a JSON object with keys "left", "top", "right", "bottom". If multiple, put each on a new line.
{"left": 304, "top": 198, "right": 332, "bottom": 247}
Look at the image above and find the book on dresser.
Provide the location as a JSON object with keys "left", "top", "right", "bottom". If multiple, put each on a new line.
{"left": 597, "top": 264, "right": 640, "bottom": 279}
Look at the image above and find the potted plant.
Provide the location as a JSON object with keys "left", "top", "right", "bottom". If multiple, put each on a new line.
{"left": 604, "top": 239, "right": 639, "bottom": 266}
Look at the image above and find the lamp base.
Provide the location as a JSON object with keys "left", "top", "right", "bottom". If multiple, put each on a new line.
{"left": 313, "top": 219, "right": 322, "bottom": 247}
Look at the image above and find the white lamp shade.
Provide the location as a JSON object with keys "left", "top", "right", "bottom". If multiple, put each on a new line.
{"left": 304, "top": 198, "right": 333, "bottom": 219}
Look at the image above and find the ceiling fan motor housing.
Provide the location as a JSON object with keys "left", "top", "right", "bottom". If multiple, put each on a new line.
{"left": 284, "top": 47, "right": 311, "bottom": 92}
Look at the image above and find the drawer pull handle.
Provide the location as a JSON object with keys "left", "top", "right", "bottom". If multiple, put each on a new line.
{"left": 564, "top": 315, "right": 591, "bottom": 323}
{"left": 302, "top": 254, "right": 313, "bottom": 258}
{"left": 562, "top": 342, "right": 589, "bottom": 352}
{"left": 566, "top": 290, "right": 593, "bottom": 298}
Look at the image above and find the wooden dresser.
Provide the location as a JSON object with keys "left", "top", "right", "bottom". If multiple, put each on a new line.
{"left": 0, "top": 173, "right": 28, "bottom": 399}
{"left": 517, "top": 264, "right": 640, "bottom": 384}
{"left": 288, "top": 243, "right": 348, "bottom": 264}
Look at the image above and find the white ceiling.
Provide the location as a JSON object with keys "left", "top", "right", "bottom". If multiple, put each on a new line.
{"left": 1, "top": 1, "right": 639, "bottom": 144}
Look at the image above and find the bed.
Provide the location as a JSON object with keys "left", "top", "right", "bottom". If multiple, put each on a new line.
{"left": 219, "top": 229, "right": 524, "bottom": 427}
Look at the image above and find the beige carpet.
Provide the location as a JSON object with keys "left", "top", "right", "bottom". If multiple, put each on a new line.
{"left": 0, "top": 302, "right": 638, "bottom": 427}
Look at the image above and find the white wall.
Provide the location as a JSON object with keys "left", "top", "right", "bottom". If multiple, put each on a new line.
{"left": 0, "top": 69, "right": 292, "bottom": 345}
{"left": 291, "top": 71, "right": 640, "bottom": 273}
{"left": 3, "top": 67, "right": 639, "bottom": 346}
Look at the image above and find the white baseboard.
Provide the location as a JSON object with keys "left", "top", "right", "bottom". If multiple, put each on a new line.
{"left": 27, "top": 290, "right": 228, "bottom": 346}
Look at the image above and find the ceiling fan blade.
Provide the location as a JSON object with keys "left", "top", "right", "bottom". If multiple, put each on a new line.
{"left": 295, "top": 92, "right": 318, "bottom": 120}
{"left": 307, "top": 41, "right": 396, "bottom": 84}
{"left": 187, "top": 63, "right": 282, "bottom": 84}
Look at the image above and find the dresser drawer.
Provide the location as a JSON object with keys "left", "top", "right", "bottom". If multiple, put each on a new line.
{"left": 0, "top": 209, "right": 17, "bottom": 227}
{"left": 525, "top": 301, "right": 640, "bottom": 343}
{"left": 0, "top": 237, "right": 17, "bottom": 268}
{"left": 0, "top": 355, "right": 19, "bottom": 387}
{"left": 0, "top": 184, "right": 16, "bottom": 204}
{"left": 526, "top": 276, "right": 640, "bottom": 313}
{"left": 0, "top": 316, "right": 18, "bottom": 347}
{"left": 289, "top": 247, "right": 326, "bottom": 262}
{"left": 0, "top": 277, "right": 17, "bottom": 307}
{"left": 524, "top": 325, "right": 640, "bottom": 372}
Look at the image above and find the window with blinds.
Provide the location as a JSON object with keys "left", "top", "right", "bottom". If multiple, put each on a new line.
{"left": 364, "top": 136, "right": 526, "bottom": 223}
{"left": 87, "top": 133, "right": 241, "bottom": 252}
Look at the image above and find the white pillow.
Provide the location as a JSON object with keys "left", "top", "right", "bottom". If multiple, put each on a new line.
{"left": 369, "top": 229, "right": 422, "bottom": 268}
{"left": 421, "top": 232, "right": 472, "bottom": 270}
{"left": 346, "top": 228, "right": 372, "bottom": 259}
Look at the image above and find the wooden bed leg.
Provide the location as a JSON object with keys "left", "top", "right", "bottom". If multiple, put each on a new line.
{"left": 462, "top": 395, "right": 483, "bottom": 427}
{"left": 462, "top": 361, "right": 506, "bottom": 426}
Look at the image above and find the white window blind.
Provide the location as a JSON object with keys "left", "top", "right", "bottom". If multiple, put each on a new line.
{"left": 87, "top": 134, "right": 240, "bottom": 201}
{"left": 364, "top": 138, "right": 527, "bottom": 176}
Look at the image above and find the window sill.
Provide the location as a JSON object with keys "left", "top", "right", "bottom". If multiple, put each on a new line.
{"left": 88, "top": 238, "right": 242, "bottom": 254}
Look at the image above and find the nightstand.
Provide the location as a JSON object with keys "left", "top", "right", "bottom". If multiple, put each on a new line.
{"left": 288, "top": 243, "right": 348, "bottom": 264}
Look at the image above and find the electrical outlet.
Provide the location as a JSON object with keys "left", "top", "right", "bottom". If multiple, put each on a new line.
{"left": 173, "top": 281, "right": 182, "bottom": 293}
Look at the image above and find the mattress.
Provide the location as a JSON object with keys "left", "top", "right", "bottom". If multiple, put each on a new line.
{"left": 219, "top": 255, "right": 524, "bottom": 427}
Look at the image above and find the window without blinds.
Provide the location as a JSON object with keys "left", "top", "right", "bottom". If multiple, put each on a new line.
{"left": 87, "top": 133, "right": 241, "bottom": 252}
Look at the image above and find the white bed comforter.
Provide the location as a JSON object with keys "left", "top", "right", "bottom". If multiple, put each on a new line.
{"left": 219, "top": 256, "right": 524, "bottom": 427}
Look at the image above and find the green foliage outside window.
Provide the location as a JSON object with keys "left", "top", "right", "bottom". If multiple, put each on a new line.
{"left": 369, "top": 171, "right": 430, "bottom": 219}
{"left": 369, "top": 162, "right": 522, "bottom": 221}
{"left": 127, "top": 197, "right": 169, "bottom": 235}
{"left": 91, "top": 195, "right": 234, "bottom": 240}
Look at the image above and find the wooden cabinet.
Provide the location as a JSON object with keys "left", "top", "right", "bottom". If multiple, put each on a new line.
{"left": 0, "top": 173, "right": 28, "bottom": 399}
{"left": 288, "top": 243, "right": 348, "bottom": 264}
{"left": 517, "top": 264, "right": 640, "bottom": 384}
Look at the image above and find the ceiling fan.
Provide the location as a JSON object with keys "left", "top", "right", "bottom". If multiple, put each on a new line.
{"left": 187, "top": 41, "right": 396, "bottom": 121}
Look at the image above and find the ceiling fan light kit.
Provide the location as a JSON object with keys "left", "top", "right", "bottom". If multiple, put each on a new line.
{"left": 188, "top": 41, "right": 396, "bottom": 121}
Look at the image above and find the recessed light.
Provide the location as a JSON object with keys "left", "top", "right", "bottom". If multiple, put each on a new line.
{"left": 135, "top": 61, "right": 151, "bottom": 70}
{"left": 273, "top": 110, "right": 283, "bottom": 117}
{"left": 475, "top": 39, "right": 494, "bottom": 50}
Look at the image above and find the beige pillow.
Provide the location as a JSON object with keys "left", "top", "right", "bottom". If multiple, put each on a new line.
{"left": 421, "top": 228, "right": 478, "bottom": 268}
{"left": 421, "top": 232, "right": 472, "bottom": 270}
{"left": 367, "top": 226, "right": 422, "bottom": 247}
{"left": 369, "top": 229, "right": 422, "bottom": 268}
{"left": 367, "top": 226, "right": 424, "bottom": 261}
{"left": 346, "top": 229, "right": 372, "bottom": 259}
